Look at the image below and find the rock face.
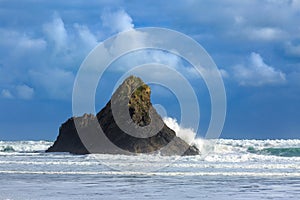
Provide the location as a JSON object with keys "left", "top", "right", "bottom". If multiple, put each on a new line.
{"left": 46, "top": 76, "right": 199, "bottom": 156}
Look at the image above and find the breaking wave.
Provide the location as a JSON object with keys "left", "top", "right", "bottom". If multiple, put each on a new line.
{"left": 1, "top": 146, "right": 15, "bottom": 152}
{"left": 1, "top": 132, "right": 300, "bottom": 159}
{"left": 163, "top": 117, "right": 215, "bottom": 155}
{"left": 0, "top": 141, "right": 52, "bottom": 153}
{"left": 163, "top": 117, "right": 196, "bottom": 145}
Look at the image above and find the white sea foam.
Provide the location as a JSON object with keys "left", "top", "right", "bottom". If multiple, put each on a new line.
{"left": 163, "top": 117, "right": 196, "bottom": 145}
{"left": 163, "top": 117, "right": 220, "bottom": 156}
{"left": 1, "top": 139, "right": 300, "bottom": 159}
{"left": 1, "top": 139, "right": 300, "bottom": 200}
{"left": 0, "top": 140, "right": 52, "bottom": 153}
{"left": 0, "top": 170, "right": 300, "bottom": 177}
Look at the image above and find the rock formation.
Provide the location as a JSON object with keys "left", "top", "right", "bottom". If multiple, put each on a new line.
{"left": 46, "top": 76, "right": 199, "bottom": 156}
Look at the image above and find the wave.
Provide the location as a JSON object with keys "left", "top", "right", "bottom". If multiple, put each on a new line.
{"left": 0, "top": 170, "right": 300, "bottom": 177}
{"left": 0, "top": 141, "right": 53, "bottom": 153}
{"left": 163, "top": 117, "right": 196, "bottom": 145}
{"left": 1, "top": 134, "right": 300, "bottom": 159}
{"left": 248, "top": 147, "right": 300, "bottom": 157}
{"left": 163, "top": 117, "right": 300, "bottom": 158}
{"left": 163, "top": 117, "right": 216, "bottom": 155}
{"left": 1, "top": 146, "right": 15, "bottom": 152}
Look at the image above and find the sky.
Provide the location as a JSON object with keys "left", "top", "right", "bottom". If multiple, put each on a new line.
{"left": 0, "top": 0, "right": 300, "bottom": 140}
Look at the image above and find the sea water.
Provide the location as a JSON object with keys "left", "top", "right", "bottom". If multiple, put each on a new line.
{"left": 0, "top": 139, "right": 300, "bottom": 200}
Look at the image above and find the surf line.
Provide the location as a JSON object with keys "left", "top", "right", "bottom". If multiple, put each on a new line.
{"left": 1, "top": 170, "right": 300, "bottom": 177}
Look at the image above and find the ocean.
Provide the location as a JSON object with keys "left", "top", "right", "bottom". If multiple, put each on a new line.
{"left": 0, "top": 139, "right": 300, "bottom": 199}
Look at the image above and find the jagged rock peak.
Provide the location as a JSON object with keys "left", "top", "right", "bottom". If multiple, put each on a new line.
{"left": 114, "top": 75, "right": 152, "bottom": 126}
{"left": 47, "top": 75, "right": 200, "bottom": 156}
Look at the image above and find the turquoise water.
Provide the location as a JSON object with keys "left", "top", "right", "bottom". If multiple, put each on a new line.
{"left": 248, "top": 147, "right": 300, "bottom": 157}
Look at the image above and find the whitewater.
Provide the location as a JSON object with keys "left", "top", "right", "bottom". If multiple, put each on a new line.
{"left": 0, "top": 137, "right": 300, "bottom": 200}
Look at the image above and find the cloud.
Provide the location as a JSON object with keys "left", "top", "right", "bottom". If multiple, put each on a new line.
{"left": 246, "top": 27, "right": 287, "bottom": 41}
{"left": 285, "top": 42, "right": 300, "bottom": 57}
{"left": 1, "top": 12, "right": 102, "bottom": 101}
{"left": 1, "top": 84, "right": 34, "bottom": 100}
{"left": 74, "top": 24, "right": 98, "bottom": 49}
{"left": 43, "top": 13, "right": 68, "bottom": 51}
{"left": 234, "top": 16, "right": 245, "bottom": 25}
{"left": 15, "top": 84, "right": 34, "bottom": 100}
{"left": 291, "top": 0, "right": 300, "bottom": 10}
{"left": 109, "top": 49, "right": 205, "bottom": 81}
{"left": 111, "top": 50, "right": 181, "bottom": 71}
{"left": 17, "top": 36, "right": 47, "bottom": 50}
{"left": 232, "top": 52, "right": 286, "bottom": 86}
{"left": 1, "top": 89, "right": 14, "bottom": 99}
{"left": 220, "top": 69, "right": 229, "bottom": 78}
{"left": 101, "top": 9, "right": 134, "bottom": 33}
{"left": 29, "top": 68, "right": 75, "bottom": 100}
{"left": 0, "top": 29, "right": 47, "bottom": 52}
{"left": 0, "top": 2, "right": 299, "bottom": 101}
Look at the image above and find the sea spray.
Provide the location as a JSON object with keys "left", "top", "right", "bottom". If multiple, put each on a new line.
{"left": 193, "top": 139, "right": 215, "bottom": 156}
{"left": 163, "top": 117, "right": 196, "bottom": 145}
{"left": 163, "top": 117, "right": 215, "bottom": 155}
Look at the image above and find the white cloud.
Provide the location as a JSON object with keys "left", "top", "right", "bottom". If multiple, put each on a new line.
{"left": 1, "top": 85, "right": 34, "bottom": 100}
{"left": 29, "top": 68, "right": 75, "bottom": 100}
{"left": 232, "top": 52, "right": 286, "bottom": 86}
{"left": 1, "top": 89, "right": 14, "bottom": 99}
{"left": 247, "top": 27, "right": 286, "bottom": 41}
{"left": 18, "top": 36, "right": 47, "bottom": 50}
{"left": 108, "top": 29, "right": 147, "bottom": 57}
{"left": 1, "top": 13, "right": 101, "bottom": 101}
{"left": 0, "top": 29, "right": 46, "bottom": 51}
{"left": 220, "top": 69, "right": 229, "bottom": 78}
{"left": 119, "top": 50, "right": 182, "bottom": 70}
{"left": 43, "top": 13, "right": 68, "bottom": 51}
{"left": 74, "top": 24, "right": 98, "bottom": 49}
{"left": 150, "top": 51, "right": 181, "bottom": 67}
{"left": 110, "top": 47, "right": 228, "bottom": 82}
{"left": 101, "top": 9, "right": 134, "bottom": 33}
{"left": 16, "top": 84, "right": 34, "bottom": 100}
{"left": 109, "top": 49, "right": 190, "bottom": 77}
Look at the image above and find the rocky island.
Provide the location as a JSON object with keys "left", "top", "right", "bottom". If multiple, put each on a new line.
{"left": 47, "top": 76, "right": 199, "bottom": 156}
